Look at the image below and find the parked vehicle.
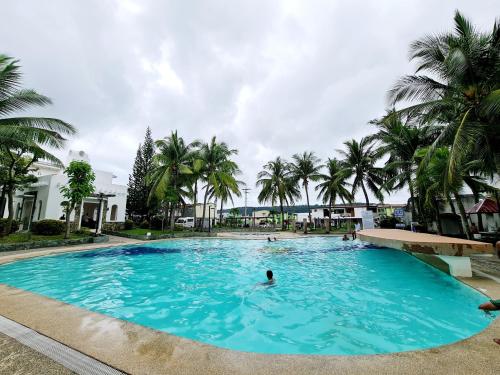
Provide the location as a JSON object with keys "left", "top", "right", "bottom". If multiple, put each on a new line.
{"left": 175, "top": 217, "right": 195, "bottom": 228}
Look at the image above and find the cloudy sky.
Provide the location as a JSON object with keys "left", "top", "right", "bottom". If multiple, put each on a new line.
{"left": 2, "top": 1, "right": 497, "bottom": 207}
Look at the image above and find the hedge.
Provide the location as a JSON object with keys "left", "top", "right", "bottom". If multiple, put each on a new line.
{"left": 31, "top": 219, "right": 66, "bottom": 235}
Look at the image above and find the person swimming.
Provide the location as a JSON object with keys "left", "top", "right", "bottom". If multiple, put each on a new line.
{"left": 342, "top": 234, "right": 349, "bottom": 241}
{"left": 267, "top": 237, "right": 272, "bottom": 242}
{"left": 262, "top": 270, "right": 275, "bottom": 285}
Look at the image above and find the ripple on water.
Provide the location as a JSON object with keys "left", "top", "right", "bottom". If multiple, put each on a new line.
{"left": 0, "top": 237, "right": 495, "bottom": 355}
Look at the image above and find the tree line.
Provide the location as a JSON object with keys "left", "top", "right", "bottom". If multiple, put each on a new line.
{"left": 255, "top": 11, "right": 500, "bottom": 239}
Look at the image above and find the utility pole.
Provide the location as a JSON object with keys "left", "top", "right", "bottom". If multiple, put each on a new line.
{"left": 242, "top": 188, "right": 251, "bottom": 227}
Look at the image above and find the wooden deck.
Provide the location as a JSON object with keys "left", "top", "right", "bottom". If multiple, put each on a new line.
{"left": 358, "top": 229, "right": 493, "bottom": 256}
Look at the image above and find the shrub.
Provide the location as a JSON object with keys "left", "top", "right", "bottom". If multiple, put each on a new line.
{"left": 379, "top": 216, "right": 399, "bottom": 229}
{"left": 139, "top": 220, "right": 150, "bottom": 229}
{"left": 124, "top": 219, "right": 134, "bottom": 230}
{"left": 31, "top": 219, "right": 65, "bottom": 235}
{"left": 150, "top": 216, "right": 164, "bottom": 230}
{"left": 73, "top": 228, "right": 91, "bottom": 236}
{"left": 0, "top": 219, "right": 19, "bottom": 234}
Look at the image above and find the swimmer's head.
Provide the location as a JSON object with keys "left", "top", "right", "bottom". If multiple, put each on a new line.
{"left": 266, "top": 270, "right": 273, "bottom": 280}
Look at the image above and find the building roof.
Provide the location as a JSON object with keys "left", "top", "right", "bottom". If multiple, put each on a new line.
{"left": 467, "top": 198, "right": 499, "bottom": 214}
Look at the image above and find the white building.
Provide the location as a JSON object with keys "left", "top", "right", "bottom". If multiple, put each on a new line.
{"left": 2, "top": 150, "right": 127, "bottom": 231}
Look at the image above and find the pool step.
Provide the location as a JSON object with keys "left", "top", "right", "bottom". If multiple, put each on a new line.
{"left": 0, "top": 315, "right": 125, "bottom": 375}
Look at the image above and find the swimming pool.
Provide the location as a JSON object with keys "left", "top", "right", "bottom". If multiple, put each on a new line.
{"left": 0, "top": 237, "right": 494, "bottom": 355}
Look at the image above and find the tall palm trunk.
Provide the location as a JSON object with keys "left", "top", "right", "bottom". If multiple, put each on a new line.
{"left": 305, "top": 180, "right": 312, "bottom": 225}
{"left": 447, "top": 194, "right": 463, "bottom": 235}
{"left": 326, "top": 197, "right": 332, "bottom": 234}
{"left": 432, "top": 197, "right": 443, "bottom": 235}
{"left": 192, "top": 180, "right": 198, "bottom": 231}
{"left": 407, "top": 176, "right": 417, "bottom": 220}
{"left": 200, "top": 184, "right": 210, "bottom": 231}
{"left": 472, "top": 191, "right": 483, "bottom": 231}
{"left": 279, "top": 198, "right": 285, "bottom": 230}
{"left": 453, "top": 192, "right": 471, "bottom": 239}
{"left": 360, "top": 182, "right": 370, "bottom": 209}
{"left": 219, "top": 200, "right": 224, "bottom": 225}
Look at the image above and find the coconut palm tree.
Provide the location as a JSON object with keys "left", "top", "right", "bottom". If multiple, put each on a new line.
{"left": 256, "top": 157, "right": 300, "bottom": 230}
{"left": 0, "top": 55, "right": 75, "bottom": 234}
{"left": 315, "top": 158, "right": 353, "bottom": 233}
{"left": 337, "top": 138, "right": 385, "bottom": 209}
{"left": 415, "top": 147, "right": 497, "bottom": 239}
{"left": 291, "top": 151, "right": 322, "bottom": 225}
{"left": 389, "top": 11, "right": 500, "bottom": 182}
{"left": 369, "top": 110, "right": 441, "bottom": 220}
{"left": 149, "top": 131, "right": 195, "bottom": 230}
{"left": 198, "top": 136, "right": 239, "bottom": 230}
{"left": 207, "top": 162, "right": 243, "bottom": 225}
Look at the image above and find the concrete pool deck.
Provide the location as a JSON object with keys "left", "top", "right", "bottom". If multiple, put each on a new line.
{"left": 358, "top": 229, "right": 494, "bottom": 256}
{"left": 0, "top": 236, "right": 499, "bottom": 374}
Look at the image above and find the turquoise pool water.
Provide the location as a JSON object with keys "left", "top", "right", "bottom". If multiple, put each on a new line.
{"left": 0, "top": 237, "right": 494, "bottom": 355}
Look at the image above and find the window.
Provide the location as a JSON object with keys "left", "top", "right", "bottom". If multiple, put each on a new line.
{"left": 110, "top": 205, "right": 118, "bottom": 221}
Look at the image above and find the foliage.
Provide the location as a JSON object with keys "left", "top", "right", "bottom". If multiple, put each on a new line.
{"left": 379, "top": 216, "right": 400, "bottom": 229}
{"left": 389, "top": 11, "right": 500, "bottom": 182}
{"left": 0, "top": 54, "right": 74, "bottom": 235}
{"left": 337, "top": 138, "right": 385, "bottom": 208}
{"left": 256, "top": 157, "right": 300, "bottom": 229}
{"left": 290, "top": 151, "right": 321, "bottom": 223}
{"left": 31, "top": 219, "right": 65, "bottom": 235}
{"left": 139, "top": 219, "right": 149, "bottom": 229}
{"left": 127, "top": 127, "right": 155, "bottom": 218}
{"left": 0, "top": 218, "right": 18, "bottom": 234}
{"left": 124, "top": 219, "right": 134, "bottom": 230}
{"left": 60, "top": 160, "right": 95, "bottom": 238}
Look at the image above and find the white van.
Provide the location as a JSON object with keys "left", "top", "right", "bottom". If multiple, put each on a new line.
{"left": 175, "top": 217, "right": 195, "bottom": 228}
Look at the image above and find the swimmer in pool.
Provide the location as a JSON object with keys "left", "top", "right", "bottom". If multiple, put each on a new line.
{"left": 342, "top": 234, "right": 349, "bottom": 241}
{"left": 262, "top": 270, "right": 275, "bottom": 285}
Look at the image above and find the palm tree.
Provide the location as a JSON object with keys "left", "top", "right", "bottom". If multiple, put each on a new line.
{"left": 256, "top": 157, "right": 300, "bottom": 230}
{"left": 315, "top": 158, "right": 353, "bottom": 233}
{"left": 198, "top": 136, "right": 239, "bottom": 230}
{"left": 415, "top": 147, "right": 497, "bottom": 239}
{"left": 338, "top": 138, "right": 385, "bottom": 209}
{"left": 207, "top": 162, "right": 243, "bottom": 225}
{"left": 389, "top": 11, "right": 500, "bottom": 182}
{"left": 291, "top": 151, "right": 322, "bottom": 225}
{"left": 0, "top": 55, "right": 75, "bottom": 234}
{"left": 369, "top": 110, "right": 440, "bottom": 220}
{"left": 149, "top": 131, "right": 194, "bottom": 230}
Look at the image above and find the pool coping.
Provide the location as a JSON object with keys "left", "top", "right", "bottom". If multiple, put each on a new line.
{"left": 0, "top": 239, "right": 500, "bottom": 374}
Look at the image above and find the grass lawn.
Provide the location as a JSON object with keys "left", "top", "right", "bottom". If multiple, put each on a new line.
{"left": 0, "top": 232, "right": 89, "bottom": 244}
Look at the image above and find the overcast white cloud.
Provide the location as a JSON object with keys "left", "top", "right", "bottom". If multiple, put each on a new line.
{"left": 1, "top": 1, "right": 498, "bottom": 207}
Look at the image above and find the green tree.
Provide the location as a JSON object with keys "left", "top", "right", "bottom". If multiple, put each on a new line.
{"left": 149, "top": 131, "right": 194, "bottom": 230}
{"left": 198, "top": 137, "right": 239, "bottom": 230}
{"left": 389, "top": 11, "right": 500, "bottom": 182}
{"left": 256, "top": 157, "right": 300, "bottom": 230}
{"left": 207, "top": 162, "right": 243, "bottom": 225}
{"left": 0, "top": 55, "right": 75, "bottom": 233}
{"left": 315, "top": 158, "right": 353, "bottom": 233}
{"left": 415, "top": 147, "right": 496, "bottom": 239}
{"left": 291, "top": 151, "right": 321, "bottom": 225}
{"left": 127, "top": 127, "right": 155, "bottom": 218}
{"left": 369, "top": 110, "right": 440, "bottom": 220}
{"left": 338, "top": 138, "right": 385, "bottom": 209}
{"left": 60, "top": 161, "right": 96, "bottom": 239}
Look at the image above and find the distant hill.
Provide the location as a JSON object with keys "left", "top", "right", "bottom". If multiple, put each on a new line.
{"left": 222, "top": 203, "right": 374, "bottom": 215}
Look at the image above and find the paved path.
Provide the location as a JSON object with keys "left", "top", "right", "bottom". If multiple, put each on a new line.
{"left": 0, "top": 332, "right": 74, "bottom": 375}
